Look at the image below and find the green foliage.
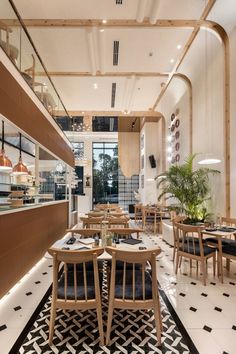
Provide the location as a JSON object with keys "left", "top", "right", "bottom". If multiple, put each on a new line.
{"left": 156, "top": 154, "right": 220, "bottom": 221}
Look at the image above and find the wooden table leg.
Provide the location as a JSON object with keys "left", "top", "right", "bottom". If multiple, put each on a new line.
{"left": 217, "top": 238, "right": 223, "bottom": 283}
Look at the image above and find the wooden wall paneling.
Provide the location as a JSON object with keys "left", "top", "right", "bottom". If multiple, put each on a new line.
{"left": 0, "top": 63, "right": 74, "bottom": 167}
{"left": 118, "top": 132, "right": 140, "bottom": 177}
{"left": 0, "top": 202, "right": 68, "bottom": 299}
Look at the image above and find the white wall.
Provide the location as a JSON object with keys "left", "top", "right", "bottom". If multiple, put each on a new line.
{"left": 140, "top": 121, "right": 163, "bottom": 204}
{"left": 158, "top": 28, "right": 228, "bottom": 216}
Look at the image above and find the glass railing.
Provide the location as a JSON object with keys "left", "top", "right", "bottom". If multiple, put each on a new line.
{"left": 0, "top": 0, "right": 71, "bottom": 142}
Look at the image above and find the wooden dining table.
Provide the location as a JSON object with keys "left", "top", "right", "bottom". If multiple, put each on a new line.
{"left": 47, "top": 233, "right": 159, "bottom": 261}
{"left": 201, "top": 227, "right": 236, "bottom": 283}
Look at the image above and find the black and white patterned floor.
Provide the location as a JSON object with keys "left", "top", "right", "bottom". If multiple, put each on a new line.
{"left": 14, "top": 280, "right": 195, "bottom": 354}
{"left": 2, "top": 229, "right": 236, "bottom": 353}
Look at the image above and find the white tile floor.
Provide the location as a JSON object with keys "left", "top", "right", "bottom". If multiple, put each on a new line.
{"left": 1, "top": 225, "right": 236, "bottom": 354}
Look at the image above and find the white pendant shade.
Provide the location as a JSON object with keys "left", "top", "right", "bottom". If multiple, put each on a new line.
{"left": 198, "top": 154, "right": 221, "bottom": 165}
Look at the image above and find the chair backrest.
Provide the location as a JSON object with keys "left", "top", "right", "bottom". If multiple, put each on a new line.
{"left": 106, "top": 247, "right": 161, "bottom": 302}
{"left": 221, "top": 217, "right": 236, "bottom": 227}
{"left": 109, "top": 227, "right": 143, "bottom": 239}
{"left": 87, "top": 212, "right": 104, "bottom": 217}
{"left": 95, "top": 203, "right": 120, "bottom": 211}
{"left": 66, "top": 228, "right": 101, "bottom": 238}
{"left": 108, "top": 217, "right": 129, "bottom": 228}
{"left": 48, "top": 247, "right": 104, "bottom": 303}
{"left": 80, "top": 216, "right": 104, "bottom": 229}
{"left": 175, "top": 222, "right": 205, "bottom": 257}
{"left": 172, "top": 216, "right": 186, "bottom": 243}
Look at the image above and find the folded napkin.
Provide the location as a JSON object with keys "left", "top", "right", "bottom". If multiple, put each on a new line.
{"left": 121, "top": 238, "right": 142, "bottom": 245}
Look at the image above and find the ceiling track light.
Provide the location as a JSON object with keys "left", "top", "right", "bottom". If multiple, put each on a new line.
{"left": 12, "top": 133, "right": 29, "bottom": 175}
{"left": 0, "top": 120, "right": 12, "bottom": 172}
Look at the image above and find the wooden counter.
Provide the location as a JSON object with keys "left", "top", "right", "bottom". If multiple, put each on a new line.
{"left": 0, "top": 200, "right": 68, "bottom": 299}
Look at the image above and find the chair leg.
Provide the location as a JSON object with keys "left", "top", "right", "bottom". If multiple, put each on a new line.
{"left": 201, "top": 259, "right": 206, "bottom": 286}
{"left": 96, "top": 304, "right": 104, "bottom": 346}
{"left": 213, "top": 254, "right": 216, "bottom": 277}
{"left": 153, "top": 303, "right": 162, "bottom": 347}
{"left": 175, "top": 253, "right": 180, "bottom": 274}
{"left": 172, "top": 246, "right": 176, "bottom": 262}
{"left": 226, "top": 258, "right": 230, "bottom": 272}
{"left": 48, "top": 305, "right": 56, "bottom": 345}
{"left": 106, "top": 302, "right": 114, "bottom": 345}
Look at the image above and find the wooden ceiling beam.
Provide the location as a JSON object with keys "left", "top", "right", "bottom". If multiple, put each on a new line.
{"left": 152, "top": 0, "right": 216, "bottom": 110}
{"left": 54, "top": 110, "right": 161, "bottom": 117}
{"left": 2, "top": 18, "right": 206, "bottom": 29}
{"left": 35, "top": 71, "right": 170, "bottom": 77}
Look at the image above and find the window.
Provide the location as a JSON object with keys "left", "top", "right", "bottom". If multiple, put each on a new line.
{"left": 93, "top": 142, "right": 118, "bottom": 204}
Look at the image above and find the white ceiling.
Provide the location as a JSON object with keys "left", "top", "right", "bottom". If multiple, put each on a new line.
{"left": 3, "top": 0, "right": 236, "bottom": 113}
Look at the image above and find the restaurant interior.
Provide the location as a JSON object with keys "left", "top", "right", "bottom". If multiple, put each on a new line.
{"left": 1, "top": 0, "right": 236, "bottom": 353}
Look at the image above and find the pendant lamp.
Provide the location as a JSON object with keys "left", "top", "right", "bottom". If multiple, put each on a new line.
{"left": 0, "top": 121, "right": 12, "bottom": 172}
{"left": 12, "top": 133, "right": 29, "bottom": 175}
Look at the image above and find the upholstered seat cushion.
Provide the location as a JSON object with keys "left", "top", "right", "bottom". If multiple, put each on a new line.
{"left": 115, "top": 269, "right": 153, "bottom": 300}
{"left": 57, "top": 270, "right": 101, "bottom": 300}
{"left": 222, "top": 240, "right": 236, "bottom": 256}
{"left": 205, "top": 237, "right": 233, "bottom": 246}
{"left": 180, "top": 244, "right": 215, "bottom": 256}
{"left": 67, "top": 260, "right": 103, "bottom": 272}
{"left": 106, "top": 260, "right": 142, "bottom": 270}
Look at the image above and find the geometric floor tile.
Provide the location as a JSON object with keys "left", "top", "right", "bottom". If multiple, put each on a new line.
{"left": 10, "top": 282, "right": 198, "bottom": 354}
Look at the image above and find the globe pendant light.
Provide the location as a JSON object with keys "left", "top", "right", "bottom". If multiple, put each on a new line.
{"left": 13, "top": 133, "right": 29, "bottom": 175}
{"left": 0, "top": 120, "right": 12, "bottom": 172}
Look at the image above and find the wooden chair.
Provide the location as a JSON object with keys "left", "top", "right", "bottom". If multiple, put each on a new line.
{"left": 80, "top": 216, "right": 103, "bottom": 229}
{"left": 48, "top": 247, "right": 104, "bottom": 345}
{"left": 143, "top": 206, "right": 163, "bottom": 234}
{"left": 108, "top": 217, "right": 129, "bottom": 228}
{"left": 109, "top": 227, "right": 143, "bottom": 239}
{"left": 219, "top": 217, "right": 236, "bottom": 273}
{"left": 175, "top": 223, "right": 216, "bottom": 285}
{"left": 204, "top": 217, "right": 236, "bottom": 274}
{"left": 105, "top": 247, "right": 162, "bottom": 346}
{"left": 134, "top": 204, "right": 143, "bottom": 223}
{"left": 66, "top": 228, "right": 101, "bottom": 238}
{"left": 172, "top": 216, "right": 186, "bottom": 262}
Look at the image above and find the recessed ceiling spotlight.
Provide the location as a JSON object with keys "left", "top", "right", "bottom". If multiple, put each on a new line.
{"left": 99, "top": 29, "right": 105, "bottom": 33}
{"left": 93, "top": 83, "right": 98, "bottom": 89}
{"left": 170, "top": 58, "right": 175, "bottom": 63}
{"left": 102, "top": 19, "right": 107, "bottom": 24}
{"left": 177, "top": 44, "right": 182, "bottom": 50}
{"left": 82, "top": 111, "right": 85, "bottom": 114}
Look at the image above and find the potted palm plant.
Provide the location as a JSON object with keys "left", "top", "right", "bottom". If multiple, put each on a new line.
{"left": 156, "top": 154, "right": 220, "bottom": 224}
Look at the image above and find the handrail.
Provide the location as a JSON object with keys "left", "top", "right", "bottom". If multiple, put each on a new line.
{"left": 0, "top": 0, "right": 71, "bottom": 146}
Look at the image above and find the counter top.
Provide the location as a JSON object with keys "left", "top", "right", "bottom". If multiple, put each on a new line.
{"left": 0, "top": 200, "right": 68, "bottom": 216}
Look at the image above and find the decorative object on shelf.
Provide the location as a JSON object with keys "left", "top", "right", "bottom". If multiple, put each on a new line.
{"left": 175, "top": 142, "right": 180, "bottom": 151}
{"left": 0, "top": 121, "right": 12, "bottom": 172}
{"left": 12, "top": 133, "right": 29, "bottom": 175}
{"left": 156, "top": 154, "right": 220, "bottom": 223}
{"left": 175, "top": 119, "right": 180, "bottom": 128}
{"left": 175, "top": 154, "right": 180, "bottom": 162}
{"left": 175, "top": 131, "right": 180, "bottom": 140}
